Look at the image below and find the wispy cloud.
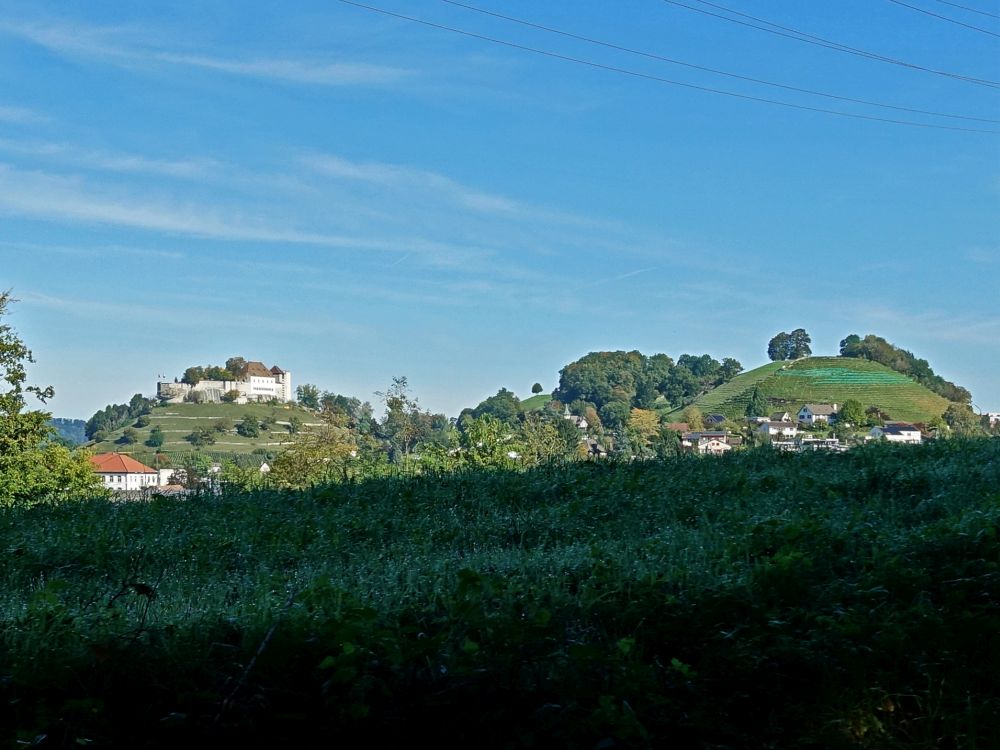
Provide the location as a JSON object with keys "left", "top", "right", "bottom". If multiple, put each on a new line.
{"left": 0, "top": 104, "right": 47, "bottom": 124}
{"left": 852, "top": 303, "right": 1000, "bottom": 346}
{"left": 0, "top": 239, "right": 186, "bottom": 261}
{"left": 156, "top": 53, "right": 409, "bottom": 86}
{"left": 0, "top": 19, "right": 412, "bottom": 87}
{"left": 0, "top": 164, "right": 375, "bottom": 246}
{"left": 966, "top": 247, "right": 998, "bottom": 265}
{"left": 0, "top": 138, "right": 215, "bottom": 178}
{"left": 302, "top": 153, "right": 520, "bottom": 214}
{"left": 20, "top": 290, "right": 369, "bottom": 338}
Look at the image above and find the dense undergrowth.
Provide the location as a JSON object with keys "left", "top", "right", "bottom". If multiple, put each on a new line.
{"left": 2, "top": 440, "right": 999, "bottom": 748}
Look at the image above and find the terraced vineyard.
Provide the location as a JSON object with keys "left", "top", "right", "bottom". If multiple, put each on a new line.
{"left": 678, "top": 356, "right": 952, "bottom": 422}
{"left": 89, "top": 402, "right": 323, "bottom": 463}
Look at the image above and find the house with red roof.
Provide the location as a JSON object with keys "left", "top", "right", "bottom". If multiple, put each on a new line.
{"left": 89, "top": 453, "right": 160, "bottom": 492}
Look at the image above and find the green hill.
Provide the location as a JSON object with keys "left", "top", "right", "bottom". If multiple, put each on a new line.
{"left": 675, "top": 356, "right": 953, "bottom": 423}
{"left": 89, "top": 401, "right": 322, "bottom": 463}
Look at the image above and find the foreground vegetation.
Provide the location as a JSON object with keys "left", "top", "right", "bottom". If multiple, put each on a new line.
{"left": 3, "top": 440, "right": 999, "bottom": 748}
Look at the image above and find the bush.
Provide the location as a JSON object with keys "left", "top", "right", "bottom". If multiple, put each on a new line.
{"left": 135, "top": 415, "right": 150, "bottom": 428}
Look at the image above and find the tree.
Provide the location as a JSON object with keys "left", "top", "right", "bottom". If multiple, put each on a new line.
{"left": 472, "top": 388, "right": 522, "bottom": 425}
{"left": 238, "top": 415, "right": 261, "bottom": 438}
{"left": 681, "top": 406, "right": 705, "bottom": 431}
{"left": 186, "top": 427, "right": 216, "bottom": 446}
{"left": 531, "top": 382, "right": 543, "bottom": 395}
{"left": 120, "top": 427, "right": 139, "bottom": 445}
{"left": 745, "top": 387, "right": 768, "bottom": 419}
{"left": 181, "top": 366, "right": 205, "bottom": 385}
{"left": 0, "top": 292, "right": 101, "bottom": 504}
{"left": 943, "top": 403, "right": 981, "bottom": 435}
{"left": 145, "top": 426, "right": 165, "bottom": 448}
{"left": 767, "top": 332, "right": 791, "bottom": 361}
{"left": 296, "top": 383, "right": 321, "bottom": 410}
{"left": 788, "top": 328, "right": 812, "bottom": 359}
{"left": 287, "top": 415, "right": 303, "bottom": 434}
{"left": 225, "top": 356, "right": 247, "bottom": 378}
{"left": 838, "top": 399, "right": 864, "bottom": 426}
{"left": 222, "top": 389, "right": 241, "bottom": 403}
{"left": 768, "top": 329, "right": 811, "bottom": 361}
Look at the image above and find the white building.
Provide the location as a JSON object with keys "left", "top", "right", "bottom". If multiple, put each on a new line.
{"left": 870, "top": 423, "right": 922, "bottom": 444}
{"left": 90, "top": 453, "right": 160, "bottom": 491}
{"left": 758, "top": 421, "right": 799, "bottom": 439}
{"left": 798, "top": 404, "right": 838, "bottom": 425}
{"left": 158, "top": 360, "right": 292, "bottom": 404}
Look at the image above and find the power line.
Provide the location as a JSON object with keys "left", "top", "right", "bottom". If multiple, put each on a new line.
{"left": 886, "top": 0, "right": 1000, "bottom": 37}
{"left": 931, "top": 0, "right": 1000, "bottom": 21}
{"left": 660, "top": 0, "right": 1000, "bottom": 89}
{"left": 335, "top": 0, "right": 999, "bottom": 133}
{"left": 439, "top": 0, "right": 1000, "bottom": 124}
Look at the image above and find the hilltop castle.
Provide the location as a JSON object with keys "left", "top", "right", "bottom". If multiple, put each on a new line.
{"left": 157, "top": 361, "right": 292, "bottom": 404}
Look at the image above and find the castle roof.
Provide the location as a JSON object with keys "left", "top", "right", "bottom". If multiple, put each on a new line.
{"left": 89, "top": 453, "right": 157, "bottom": 474}
{"left": 270, "top": 365, "right": 285, "bottom": 375}
{"left": 244, "top": 361, "right": 274, "bottom": 378}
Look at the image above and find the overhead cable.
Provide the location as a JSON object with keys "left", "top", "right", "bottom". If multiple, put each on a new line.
{"left": 660, "top": 0, "right": 1000, "bottom": 89}
{"left": 931, "top": 0, "right": 1000, "bottom": 21}
{"left": 335, "top": 0, "right": 998, "bottom": 133}
{"left": 886, "top": 0, "right": 1000, "bottom": 37}
{"left": 440, "top": 0, "right": 1000, "bottom": 123}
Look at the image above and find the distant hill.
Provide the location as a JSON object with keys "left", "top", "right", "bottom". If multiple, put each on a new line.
{"left": 674, "top": 356, "right": 953, "bottom": 423}
{"left": 50, "top": 418, "right": 87, "bottom": 445}
{"left": 520, "top": 393, "right": 551, "bottom": 412}
{"left": 88, "top": 401, "right": 321, "bottom": 464}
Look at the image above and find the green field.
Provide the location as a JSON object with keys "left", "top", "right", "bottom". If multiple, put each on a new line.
{"left": 90, "top": 402, "right": 323, "bottom": 462}
{"left": 676, "top": 356, "right": 952, "bottom": 422}
{"left": 520, "top": 393, "right": 551, "bottom": 412}
{"left": 3, "top": 440, "right": 999, "bottom": 747}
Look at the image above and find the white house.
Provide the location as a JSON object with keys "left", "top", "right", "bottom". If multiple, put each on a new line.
{"left": 870, "top": 423, "right": 922, "bottom": 444}
{"left": 986, "top": 413, "right": 1000, "bottom": 429}
{"left": 798, "top": 404, "right": 838, "bottom": 425}
{"left": 758, "top": 421, "right": 799, "bottom": 439}
{"left": 90, "top": 453, "right": 160, "bottom": 492}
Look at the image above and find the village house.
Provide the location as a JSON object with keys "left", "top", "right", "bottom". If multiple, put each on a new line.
{"left": 157, "top": 361, "right": 292, "bottom": 404}
{"left": 798, "top": 404, "right": 838, "bottom": 425}
{"left": 680, "top": 431, "right": 734, "bottom": 455}
{"left": 90, "top": 453, "right": 160, "bottom": 492}
{"left": 757, "top": 421, "right": 800, "bottom": 439}
{"left": 770, "top": 411, "right": 793, "bottom": 423}
{"left": 870, "top": 423, "right": 922, "bottom": 444}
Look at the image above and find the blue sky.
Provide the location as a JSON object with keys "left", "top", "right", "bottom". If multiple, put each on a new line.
{"left": 1, "top": 0, "right": 998, "bottom": 419}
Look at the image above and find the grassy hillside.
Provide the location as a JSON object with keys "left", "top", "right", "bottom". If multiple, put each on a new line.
{"left": 676, "top": 356, "right": 953, "bottom": 422}
{"left": 89, "top": 401, "right": 322, "bottom": 461}
{"left": 520, "top": 393, "right": 551, "bottom": 412}
{"left": 3, "top": 441, "right": 999, "bottom": 747}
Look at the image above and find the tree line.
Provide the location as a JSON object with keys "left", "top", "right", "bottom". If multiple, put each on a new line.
{"left": 839, "top": 333, "right": 971, "bottom": 404}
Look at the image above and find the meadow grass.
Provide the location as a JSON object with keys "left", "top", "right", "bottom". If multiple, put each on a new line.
{"left": 680, "top": 357, "right": 951, "bottom": 423}
{"left": 2, "top": 439, "right": 998, "bottom": 747}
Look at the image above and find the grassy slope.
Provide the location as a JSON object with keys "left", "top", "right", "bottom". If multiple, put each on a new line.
{"left": 520, "top": 393, "right": 551, "bottom": 412}
{"left": 676, "top": 356, "right": 952, "bottom": 422}
{"left": 2, "top": 440, "right": 999, "bottom": 747}
{"left": 90, "top": 402, "right": 322, "bottom": 460}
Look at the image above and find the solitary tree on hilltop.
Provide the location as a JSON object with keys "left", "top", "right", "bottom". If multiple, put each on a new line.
{"left": 767, "top": 329, "right": 811, "bottom": 361}
{"left": 532, "top": 382, "right": 543, "bottom": 395}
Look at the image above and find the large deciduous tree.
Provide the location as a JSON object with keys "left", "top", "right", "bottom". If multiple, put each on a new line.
{"left": 0, "top": 292, "right": 102, "bottom": 504}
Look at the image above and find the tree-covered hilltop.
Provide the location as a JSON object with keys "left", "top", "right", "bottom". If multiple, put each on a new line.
{"left": 553, "top": 350, "right": 743, "bottom": 421}
{"left": 839, "top": 333, "right": 971, "bottom": 404}
{"left": 84, "top": 393, "right": 157, "bottom": 441}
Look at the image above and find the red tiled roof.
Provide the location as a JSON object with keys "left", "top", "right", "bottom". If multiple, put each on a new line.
{"left": 89, "top": 453, "right": 157, "bottom": 474}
